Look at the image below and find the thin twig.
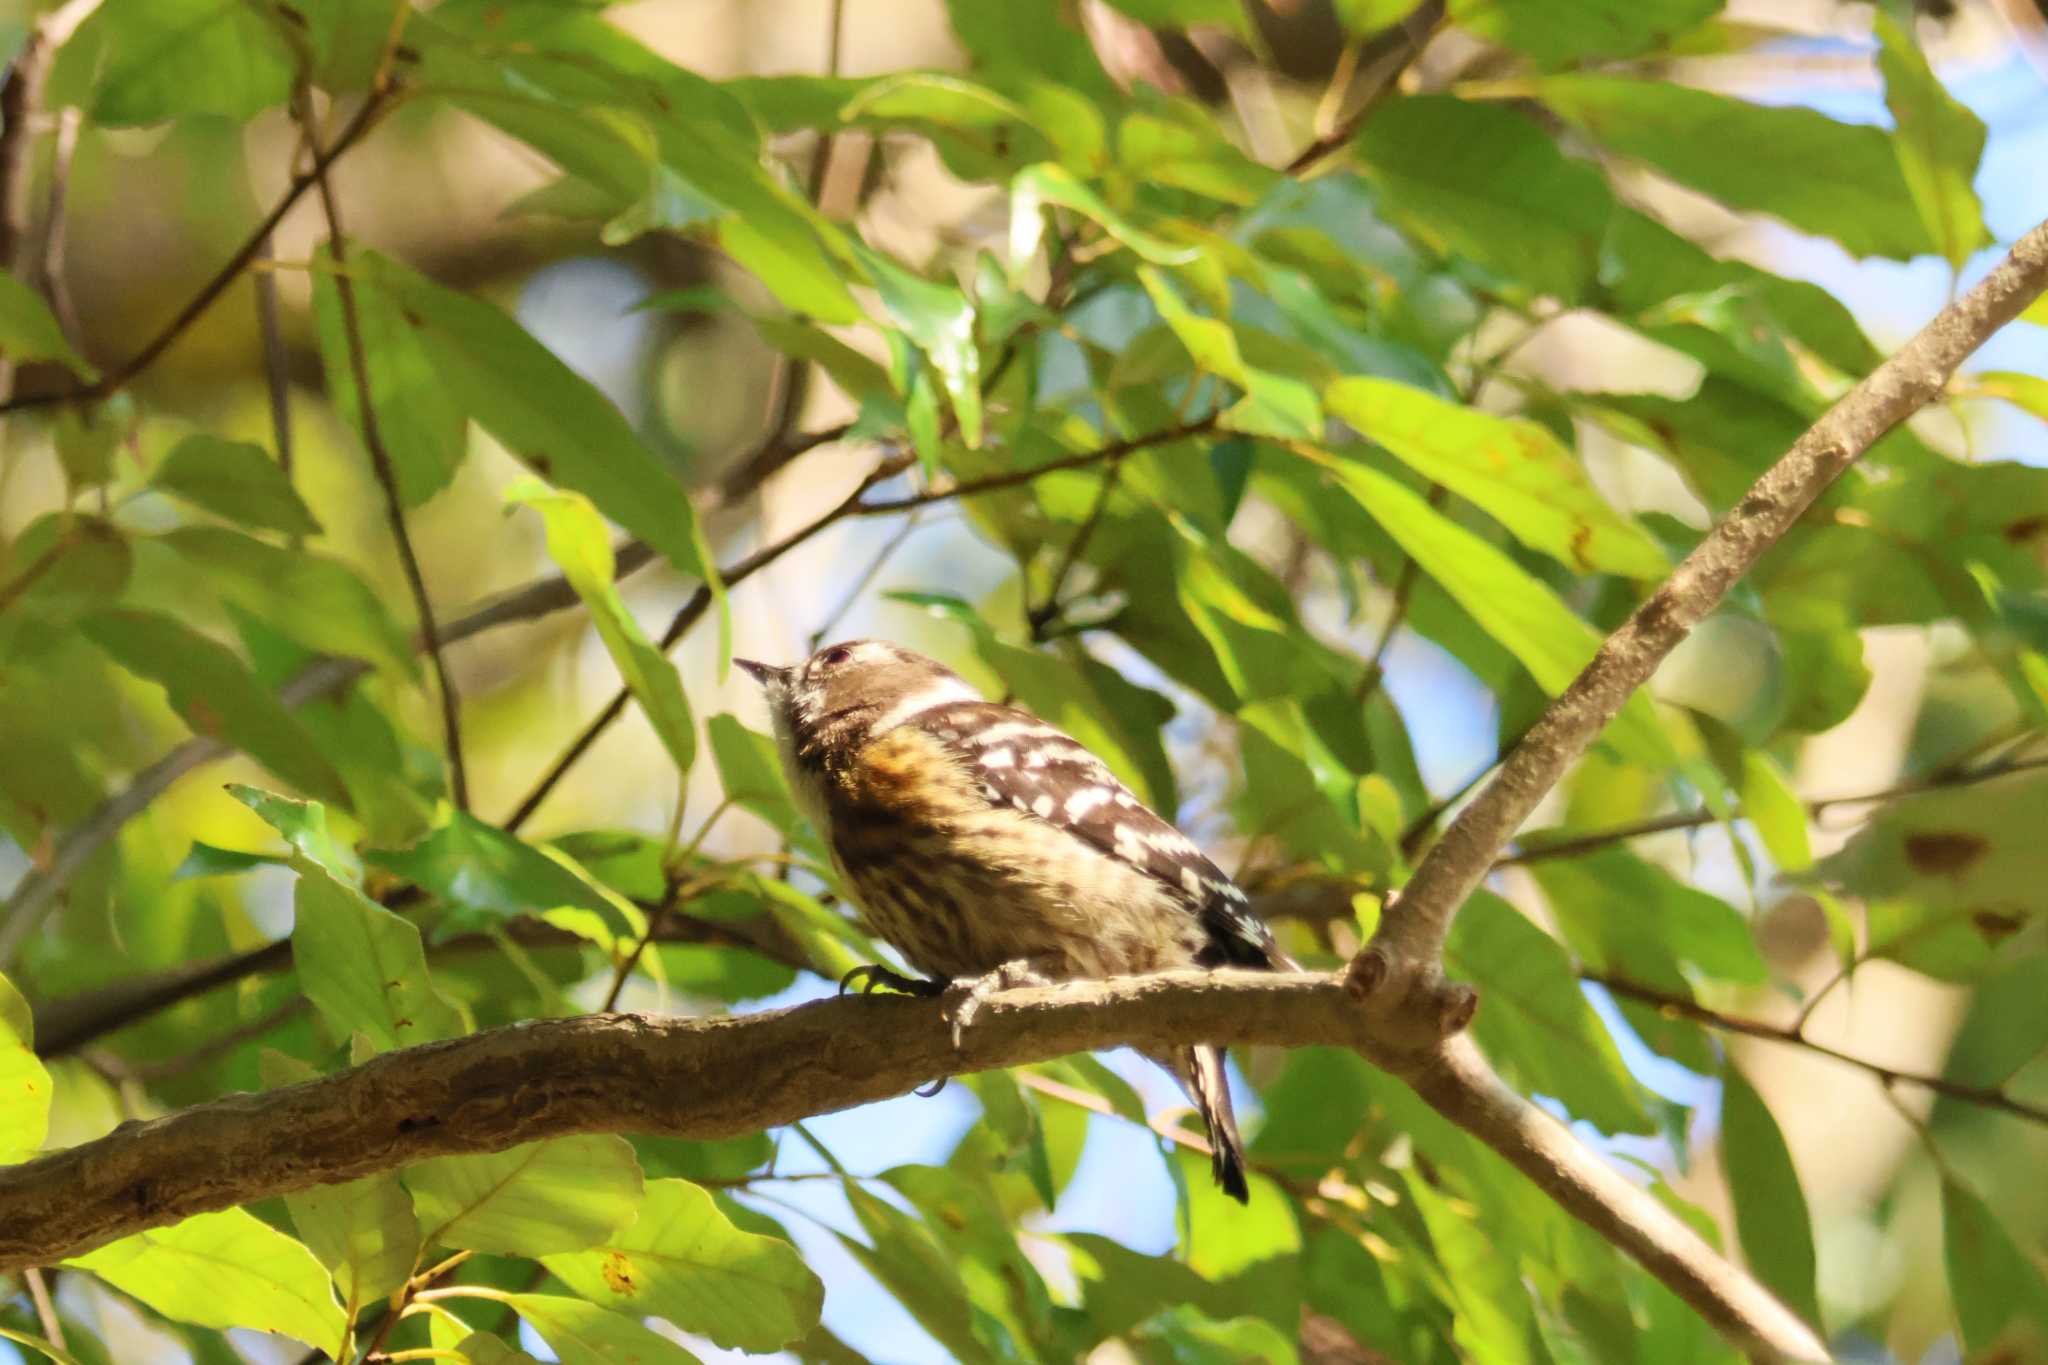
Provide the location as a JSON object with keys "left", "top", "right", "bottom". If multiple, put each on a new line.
{"left": 1499, "top": 752, "right": 2048, "bottom": 868}
{"left": 1026, "top": 463, "right": 1120, "bottom": 640}
{"left": 300, "top": 91, "right": 469, "bottom": 810}
{"left": 0, "top": 88, "right": 394, "bottom": 415}
{"left": 23, "top": 1267, "right": 64, "bottom": 1351}
{"left": 809, "top": 509, "right": 924, "bottom": 651}
{"left": 855, "top": 415, "right": 1219, "bottom": 516}
{"left": 252, "top": 233, "right": 295, "bottom": 477}
{"left": 39, "top": 107, "right": 83, "bottom": 345}
{"left": 1589, "top": 974, "right": 2048, "bottom": 1126}
{"left": 1281, "top": 0, "right": 1442, "bottom": 176}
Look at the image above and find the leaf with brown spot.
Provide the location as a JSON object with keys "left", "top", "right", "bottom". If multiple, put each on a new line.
{"left": 1904, "top": 830, "right": 1988, "bottom": 878}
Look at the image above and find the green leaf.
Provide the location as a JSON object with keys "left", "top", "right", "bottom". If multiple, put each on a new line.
{"left": 227, "top": 784, "right": 364, "bottom": 884}
{"left": 1737, "top": 750, "right": 1810, "bottom": 872}
{"left": 509, "top": 482, "right": 696, "bottom": 777}
{"left": 1818, "top": 770, "right": 2045, "bottom": 980}
{"left": 68, "top": 1208, "right": 345, "bottom": 1353}
{"left": 1719, "top": 1065, "right": 1821, "bottom": 1328}
{"left": 1942, "top": 1177, "right": 2048, "bottom": 1355}
{"left": 151, "top": 436, "right": 322, "bottom": 536}
{"left": 1357, "top": 96, "right": 1612, "bottom": 303}
{"left": 357, "top": 256, "right": 727, "bottom": 648}
{"left": 1940, "top": 955, "right": 2048, "bottom": 1091}
{"left": 542, "top": 1177, "right": 824, "bottom": 1352}
{"left": 849, "top": 242, "right": 983, "bottom": 448}
{"left": 452, "top": 1333, "right": 547, "bottom": 1365}
{"left": 1129, "top": 1306, "right": 1300, "bottom": 1364}
{"left": 1531, "top": 846, "right": 1767, "bottom": 987}
{"left": 707, "top": 714, "right": 808, "bottom": 839}
{"left": 366, "top": 810, "right": 639, "bottom": 942}
{"left": 1168, "top": 1145, "right": 1298, "bottom": 1279}
{"left": 85, "top": 0, "right": 296, "bottom": 125}
{"left": 1010, "top": 163, "right": 1200, "bottom": 264}
{"left": 1445, "top": 892, "right": 1652, "bottom": 1135}
{"left": 1447, "top": 0, "right": 1720, "bottom": 64}
{"left": 0, "top": 969, "right": 51, "bottom": 1163}
{"left": 1325, "top": 377, "right": 1667, "bottom": 578}
{"left": 311, "top": 249, "right": 469, "bottom": 507}
{"left": 1318, "top": 454, "right": 1669, "bottom": 763}
{"left": 1138, "top": 268, "right": 1320, "bottom": 438}
{"left": 1404, "top": 1169, "right": 1539, "bottom": 1364}
{"left": 499, "top": 1293, "right": 702, "bottom": 1365}
{"left": 82, "top": 611, "right": 349, "bottom": 804}
{"left": 0, "top": 269, "right": 95, "bottom": 379}
{"left": 1094, "top": 0, "right": 1251, "bottom": 39}
{"left": 292, "top": 861, "right": 465, "bottom": 1051}
{"left": 1874, "top": 12, "right": 1989, "bottom": 269}
{"left": 1535, "top": 76, "right": 1935, "bottom": 260}
{"left": 406, "top": 1134, "right": 643, "bottom": 1255}
{"left": 283, "top": 1170, "right": 420, "bottom": 1312}
{"left": 158, "top": 526, "right": 415, "bottom": 675}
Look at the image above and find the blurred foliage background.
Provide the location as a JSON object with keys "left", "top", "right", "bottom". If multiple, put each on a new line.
{"left": 2, "top": 0, "right": 2048, "bottom": 1361}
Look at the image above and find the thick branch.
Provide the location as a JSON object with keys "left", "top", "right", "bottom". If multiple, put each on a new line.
{"left": 0, "top": 970, "right": 1824, "bottom": 1360}
{"left": 1353, "top": 216, "right": 2048, "bottom": 1034}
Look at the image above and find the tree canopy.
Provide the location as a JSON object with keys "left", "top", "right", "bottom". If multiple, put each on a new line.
{"left": 1, "top": 1, "right": 2046, "bottom": 1363}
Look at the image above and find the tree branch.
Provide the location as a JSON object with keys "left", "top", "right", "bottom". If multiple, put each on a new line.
{"left": 300, "top": 90, "right": 469, "bottom": 810}
{"left": 1350, "top": 216, "right": 2048, "bottom": 1042}
{"left": 1499, "top": 750, "right": 2048, "bottom": 867}
{"left": 0, "top": 88, "right": 393, "bottom": 415}
{"left": 0, "top": 969, "right": 1827, "bottom": 1361}
{"left": 1588, "top": 974, "right": 2048, "bottom": 1126}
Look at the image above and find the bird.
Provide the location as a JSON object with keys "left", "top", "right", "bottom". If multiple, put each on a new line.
{"left": 735, "top": 638, "right": 1291, "bottom": 1202}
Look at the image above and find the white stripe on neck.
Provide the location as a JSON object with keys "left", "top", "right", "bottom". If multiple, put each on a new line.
{"left": 871, "top": 677, "right": 981, "bottom": 735}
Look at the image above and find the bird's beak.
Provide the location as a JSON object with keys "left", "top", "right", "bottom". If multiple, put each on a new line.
{"left": 734, "top": 658, "right": 789, "bottom": 687}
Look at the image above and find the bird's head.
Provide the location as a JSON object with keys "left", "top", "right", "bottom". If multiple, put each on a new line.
{"left": 735, "top": 640, "right": 981, "bottom": 766}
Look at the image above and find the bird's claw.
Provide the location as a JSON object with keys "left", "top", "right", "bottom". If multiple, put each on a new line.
{"left": 839, "top": 963, "right": 947, "bottom": 998}
{"left": 940, "top": 958, "right": 1055, "bottom": 1050}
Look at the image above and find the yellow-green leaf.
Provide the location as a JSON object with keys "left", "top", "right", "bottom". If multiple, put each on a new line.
{"left": 68, "top": 1208, "right": 345, "bottom": 1353}
{"left": 509, "top": 482, "right": 695, "bottom": 778}
{"left": 0, "top": 970, "right": 51, "bottom": 1163}
{"left": 406, "top": 1134, "right": 643, "bottom": 1255}
{"left": 542, "top": 1178, "right": 823, "bottom": 1353}
{"left": 1326, "top": 376, "right": 1667, "bottom": 578}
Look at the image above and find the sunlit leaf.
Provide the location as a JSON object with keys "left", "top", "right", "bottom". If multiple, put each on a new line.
{"left": 284, "top": 1171, "right": 420, "bottom": 1312}
{"left": 367, "top": 810, "right": 639, "bottom": 942}
{"left": 1874, "top": 12, "right": 1989, "bottom": 269}
{"left": 509, "top": 481, "right": 696, "bottom": 777}
{"left": 293, "top": 860, "right": 465, "bottom": 1051}
{"left": 85, "top": 0, "right": 295, "bottom": 123}
{"left": 499, "top": 1293, "right": 701, "bottom": 1365}
{"left": 68, "top": 1209, "right": 345, "bottom": 1353}
{"left": 542, "top": 1177, "right": 823, "bottom": 1352}
{"left": 0, "top": 970, "right": 50, "bottom": 1163}
{"left": 158, "top": 527, "right": 415, "bottom": 675}
{"left": 406, "top": 1134, "right": 643, "bottom": 1255}
{"left": 1325, "top": 376, "right": 1667, "bottom": 577}
{"left": 850, "top": 241, "right": 983, "bottom": 448}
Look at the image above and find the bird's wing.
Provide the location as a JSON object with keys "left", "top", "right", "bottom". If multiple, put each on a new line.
{"left": 910, "top": 701, "right": 1279, "bottom": 968}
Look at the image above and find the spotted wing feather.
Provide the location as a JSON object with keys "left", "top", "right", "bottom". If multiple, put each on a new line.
{"left": 912, "top": 701, "right": 1278, "bottom": 968}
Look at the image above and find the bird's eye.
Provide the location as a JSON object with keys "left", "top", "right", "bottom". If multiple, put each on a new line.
{"left": 818, "top": 645, "right": 853, "bottom": 668}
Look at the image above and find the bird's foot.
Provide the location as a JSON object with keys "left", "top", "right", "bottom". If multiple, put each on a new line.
{"left": 839, "top": 963, "right": 948, "bottom": 998}
{"left": 941, "top": 957, "right": 1057, "bottom": 1050}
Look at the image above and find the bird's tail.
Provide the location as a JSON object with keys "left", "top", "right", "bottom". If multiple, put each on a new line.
{"left": 1181, "top": 1043, "right": 1250, "bottom": 1203}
